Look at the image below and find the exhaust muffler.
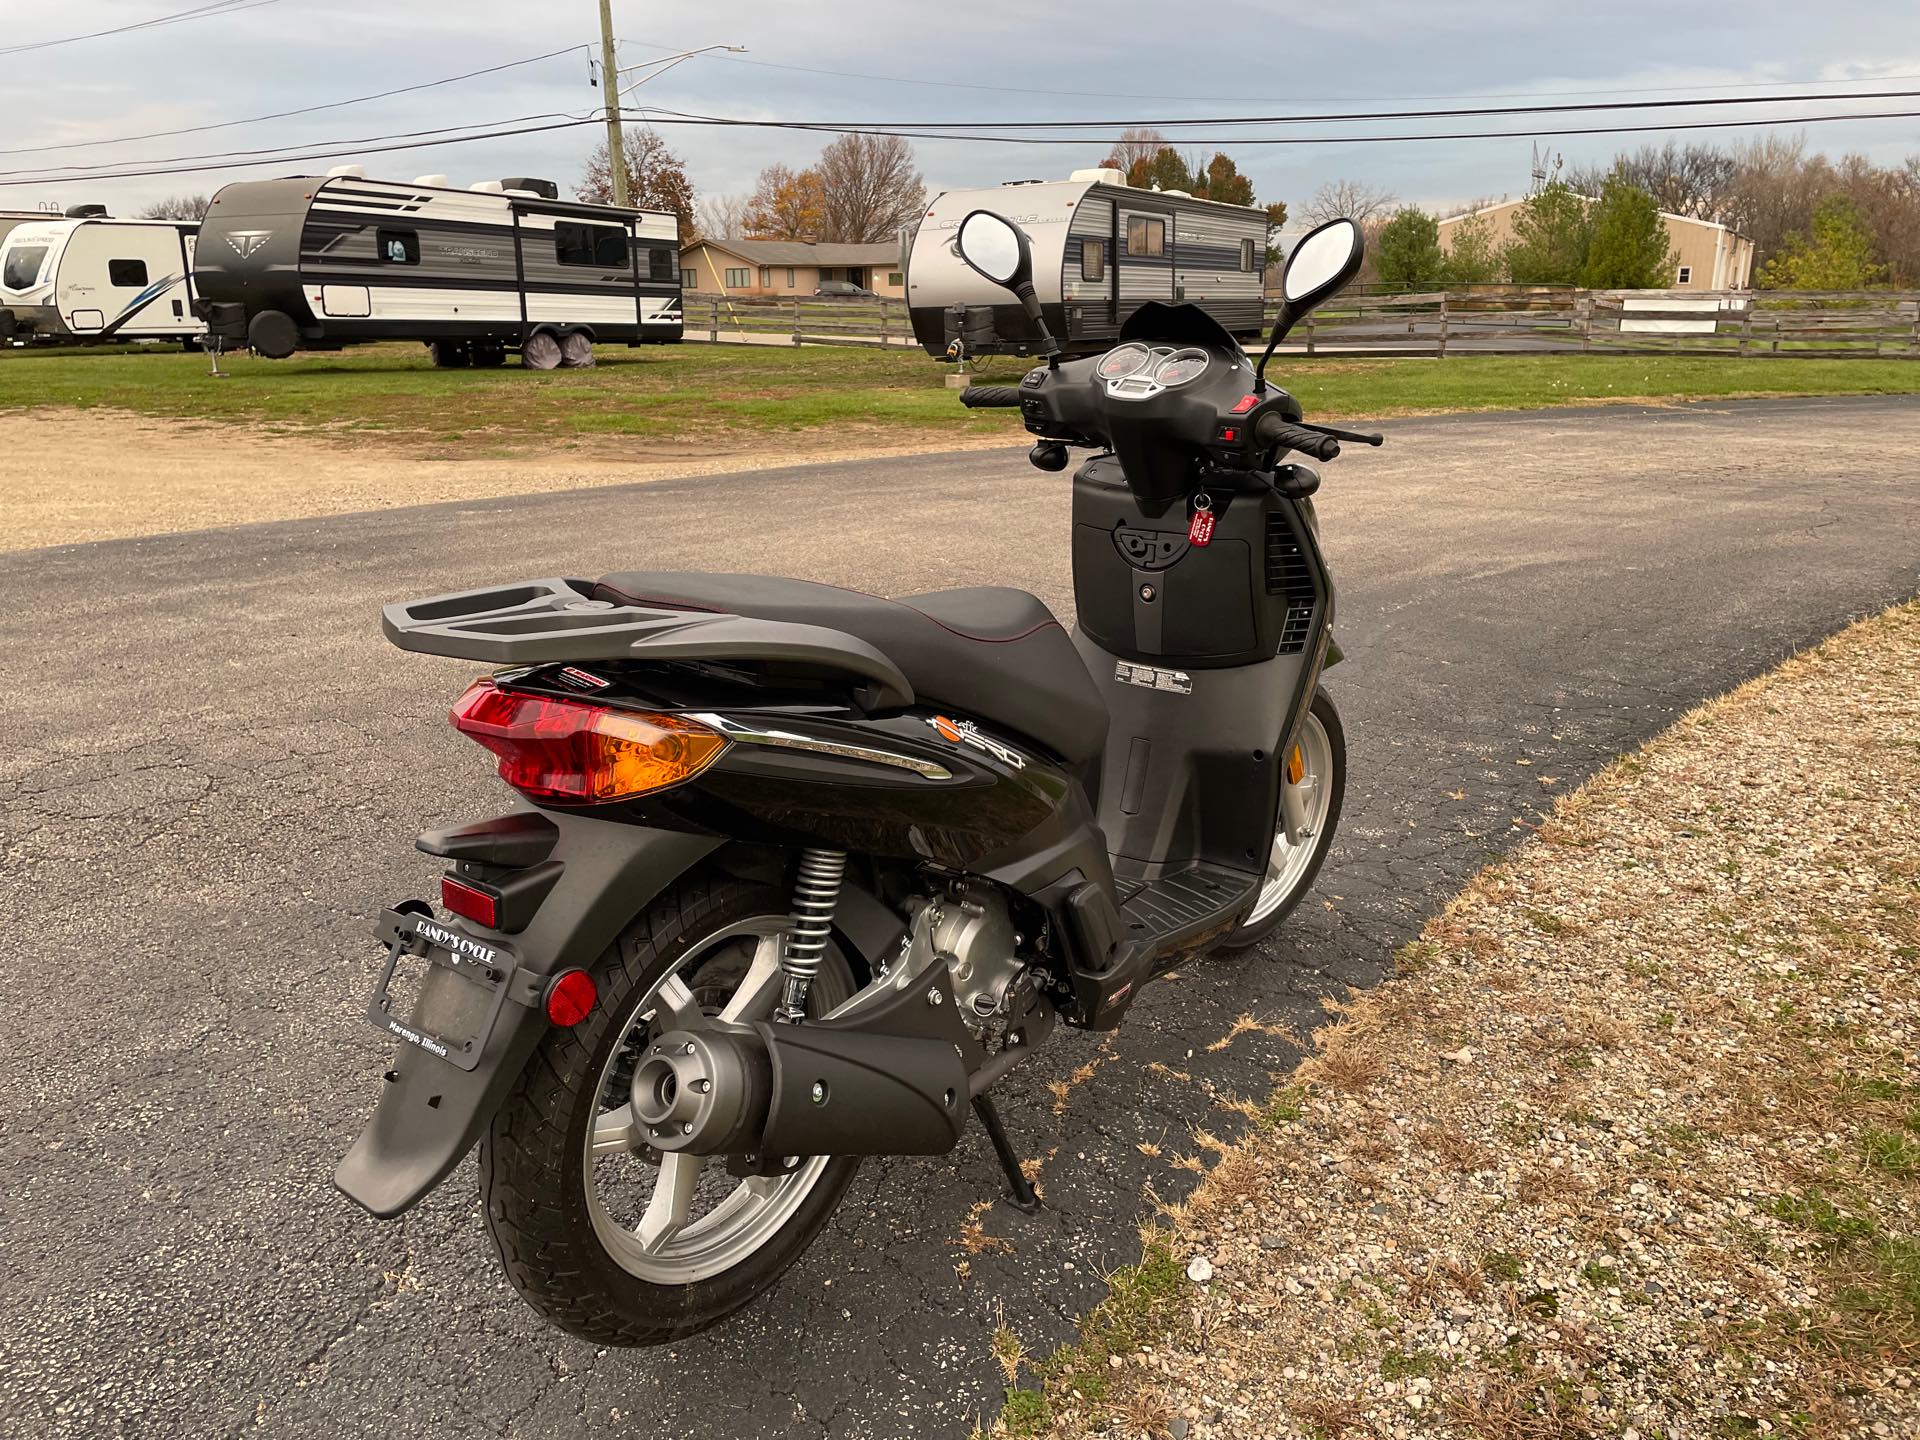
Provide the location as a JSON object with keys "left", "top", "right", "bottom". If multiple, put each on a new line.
{"left": 632, "top": 1022, "right": 968, "bottom": 1158}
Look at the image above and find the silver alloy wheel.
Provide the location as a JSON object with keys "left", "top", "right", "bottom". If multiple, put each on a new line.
{"left": 581, "top": 918, "right": 832, "bottom": 1285}
{"left": 1243, "top": 710, "right": 1335, "bottom": 927}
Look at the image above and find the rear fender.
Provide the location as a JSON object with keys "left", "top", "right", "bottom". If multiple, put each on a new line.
{"left": 335, "top": 814, "right": 720, "bottom": 1218}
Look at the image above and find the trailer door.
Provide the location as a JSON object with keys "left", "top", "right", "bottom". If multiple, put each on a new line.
{"left": 1117, "top": 205, "right": 1175, "bottom": 308}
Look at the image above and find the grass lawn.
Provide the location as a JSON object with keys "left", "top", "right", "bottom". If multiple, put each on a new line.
{"left": 1, "top": 341, "right": 1914, "bottom": 451}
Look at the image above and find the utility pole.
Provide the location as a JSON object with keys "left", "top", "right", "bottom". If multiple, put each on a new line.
{"left": 598, "top": 0, "right": 629, "bottom": 207}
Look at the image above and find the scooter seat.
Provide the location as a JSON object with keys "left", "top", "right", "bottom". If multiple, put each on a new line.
{"left": 592, "top": 571, "right": 1108, "bottom": 765}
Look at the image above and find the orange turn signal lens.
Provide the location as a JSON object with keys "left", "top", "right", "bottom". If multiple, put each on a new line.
{"left": 450, "top": 679, "right": 726, "bottom": 804}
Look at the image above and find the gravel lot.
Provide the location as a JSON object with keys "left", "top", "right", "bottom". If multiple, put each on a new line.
{"left": 1027, "top": 603, "right": 1920, "bottom": 1440}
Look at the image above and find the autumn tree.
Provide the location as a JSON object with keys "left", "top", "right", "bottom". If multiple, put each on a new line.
{"left": 1566, "top": 141, "right": 1735, "bottom": 222}
{"left": 1100, "top": 127, "right": 1171, "bottom": 175}
{"left": 1757, "top": 194, "right": 1887, "bottom": 289}
{"left": 1373, "top": 207, "right": 1447, "bottom": 288}
{"left": 138, "top": 194, "right": 212, "bottom": 220}
{"left": 743, "top": 163, "right": 826, "bottom": 241}
{"left": 577, "top": 126, "right": 697, "bottom": 243}
{"left": 814, "top": 133, "right": 926, "bottom": 244}
{"left": 1580, "top": 177, "right": 1675, "bottom": 288}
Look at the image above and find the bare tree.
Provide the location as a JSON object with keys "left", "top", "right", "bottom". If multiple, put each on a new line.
{"left": 1100, "top": 127, "right": 1170, "bottom": 175}
{"left": 1301, "top": 179, "right": 1396, "bottom": 226}
{"left": 814, "top": 133, "right": 926, "bottom": 244}
{"left": 137, "top": 193, "right": 212, "bottom": 220}
{"left": 694, "top": 192, "right": 749, "bottom": 242}
{"left": 1565, "top": 141, "right": 1738, "bottom": 221}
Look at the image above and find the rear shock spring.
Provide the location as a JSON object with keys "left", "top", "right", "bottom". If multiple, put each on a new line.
{"left": 778, "top": 848, "right": 846, "bottom": 1023}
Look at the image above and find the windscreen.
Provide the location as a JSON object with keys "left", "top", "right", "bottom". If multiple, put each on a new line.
{"left": 1117, "top": 300, "right": 1241, "bottom": 351}
{"left": 2, "top": 245, "right": 48, "bottom": 291}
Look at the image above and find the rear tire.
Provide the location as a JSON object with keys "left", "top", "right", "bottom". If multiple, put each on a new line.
{"left": 428, "top": 341, "right": 471, "bottom": 368}
{"left": 557, "top": 329, "right": 595, "bottom": 368}
{"left": 1216, "top": 687, "right": 1346, "bottom": 951}
{"left": 480, "top": 872, "right": 861, "bottom": 1347}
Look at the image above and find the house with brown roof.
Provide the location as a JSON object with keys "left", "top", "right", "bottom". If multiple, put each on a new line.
{"left": 679, "top": 238, "right": 907, "bottom": 298}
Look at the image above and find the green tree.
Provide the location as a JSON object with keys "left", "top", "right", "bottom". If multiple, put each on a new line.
{"left": 1756, "top": 194, "right": 1889, "bottom": 289}
{"left": 1504, "top": 181, "right": 1591, "bottom": 285}
{"left": 1441, "top": 209, "right": 1504, "bottom": 283}
{"left": 1373, "top": 206, "right": 1448, "bottom": 288}
{"left": 1581, "top": 176, "right": 1676, "bottom": 288}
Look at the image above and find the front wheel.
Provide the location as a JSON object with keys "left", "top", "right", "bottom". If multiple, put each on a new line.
{"left": 479, "top": 872, "right": 861, "bottom": 1346}
{"left": 1218, "top": 687, "right": 1346, "bottom": 951}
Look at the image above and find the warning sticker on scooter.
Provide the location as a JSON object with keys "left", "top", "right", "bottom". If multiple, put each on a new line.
{"left": 1114, "top": 662, "right": 1192, "bottom": 694}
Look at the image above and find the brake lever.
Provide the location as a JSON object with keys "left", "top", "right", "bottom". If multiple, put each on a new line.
{"left": 1299, "top": 421, "right": 1384, "bottom": 447}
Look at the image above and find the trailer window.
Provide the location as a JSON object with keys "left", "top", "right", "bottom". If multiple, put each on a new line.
{"left": 555, "top": 222, "right": 628, "bottom": 269}
{"left": 3, "top": 245, "right": 49, "bottom": 290}
{"left": 1126, "top": 216, "right": 1166, "bottom": 257}
{"left": 1081, "top": 239, "right": 1106, "bottom": 281}
{"left": 1240, "top": 238, "right": 1256, "bottom": 272}
{"left": 108, "top": 258, "right": 149, "bottom": 287}
{"left": 378, "top": 229, "right": 419, "bottom": 265}
{"left": 648, "top": 246, "right": 673, "bottom": 282}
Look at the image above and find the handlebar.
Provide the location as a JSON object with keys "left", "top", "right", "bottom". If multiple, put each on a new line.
{"left": 1255, "top": 413, "right": 1342, "bottom": 462}
{"left": 959, "top": 386, "right": 1023, "bottom": 409}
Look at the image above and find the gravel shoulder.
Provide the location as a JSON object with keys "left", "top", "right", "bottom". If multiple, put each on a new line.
{"left": 1010, "top": 602, "right": 1920, "bottom": 1440}
{"left": 0, "top": 408, "right": 1021, "bottom": 552}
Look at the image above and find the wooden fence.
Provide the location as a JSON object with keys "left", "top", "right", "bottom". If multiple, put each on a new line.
{"left": 681, "top": 289, "right": 1920, "bottom": 358}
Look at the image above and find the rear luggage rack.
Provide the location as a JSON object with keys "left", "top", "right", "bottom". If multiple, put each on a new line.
{"left": 382, "top": 578, "right": 915, "bottom": 711}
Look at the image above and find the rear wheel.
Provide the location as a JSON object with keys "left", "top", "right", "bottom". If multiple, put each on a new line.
{"left": 521, "top": 329, "right": 562, "bottom": 370}
{"left": 480, "top": 873, "right": 860, "bottom": 1346}
{"left": 428, "top": 341, "right": 471, "bottom": 368}
{"left": 1217, "top": 688, "right": 1346, "bottom": 951}
{"left": 557, "top": 329, "right": 595, "bottom": 368}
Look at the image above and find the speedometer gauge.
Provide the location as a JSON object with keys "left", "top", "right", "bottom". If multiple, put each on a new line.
{"left": 1096, "top": 343, "right": 1152, "bottom": 380}
{"left": 1151, "top": 348, "right": 1210, "bottom": 387}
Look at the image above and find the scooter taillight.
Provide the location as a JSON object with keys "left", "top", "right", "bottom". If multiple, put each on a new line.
{"left": 449, "top": 679, "right": 726, "bottom": 804}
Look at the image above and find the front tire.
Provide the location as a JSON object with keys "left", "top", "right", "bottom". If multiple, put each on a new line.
{"left": 479, "top": 872, "right": 861, "bottom": 1346}
{"left": 1217, "top": 687, "right": 1346, "bottom": 951}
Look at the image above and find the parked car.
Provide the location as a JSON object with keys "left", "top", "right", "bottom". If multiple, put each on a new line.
{"left": 814, "top": 280, "right": 877, "bottom": 298}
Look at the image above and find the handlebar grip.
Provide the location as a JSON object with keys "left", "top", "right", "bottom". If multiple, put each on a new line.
{"left": 1254, "top": 414, "right": 1341, "bottom": 462}
{"left": 959, "top": 386, "right": 1023, "bottom": 409}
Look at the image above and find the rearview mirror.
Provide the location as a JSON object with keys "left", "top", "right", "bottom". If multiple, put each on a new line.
{"left": 956, "top": 209, "right": 1031, "bottom": 288}
{"left": 953, "top": 209, "right": 1058, "bottom": 357}
{"left": 1255, "top": 217, "right": 1365, "bottom": 392}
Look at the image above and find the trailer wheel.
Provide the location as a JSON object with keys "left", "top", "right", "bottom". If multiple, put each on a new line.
{"left": 247, "top": 309, "right": 299, "bottom": 360}
{"left": 558, "top": 330, "right": 596, "bottom": 369}
{"left": 522, "top": 330, "right": 563, "bottom": 370}
{"left": 429, "top": 341, "right": 471, "bottom": 368}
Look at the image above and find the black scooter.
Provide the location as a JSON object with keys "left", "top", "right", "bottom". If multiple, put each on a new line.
{"left": 336, "top": 214, "right": 1379, "bottom": 1345}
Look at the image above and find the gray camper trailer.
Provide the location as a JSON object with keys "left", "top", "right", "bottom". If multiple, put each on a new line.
{"left": 193, "top": 168, "right": 683, "bottom": 367}
{"left": 906, "top": 170, "right": 1269, "bottom": 359}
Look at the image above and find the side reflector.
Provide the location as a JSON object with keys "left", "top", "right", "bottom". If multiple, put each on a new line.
{"left": 440, "top": 874, "right": 500, "bottom": 928}
{"left": 1287, "top": 745, "right": 1305, "bottom": 784}
{"left": 545, "top": 969, "right": 596, "bottom": 1027}
{"left": 450, "top": 680, "right": 726, "bottom": 804}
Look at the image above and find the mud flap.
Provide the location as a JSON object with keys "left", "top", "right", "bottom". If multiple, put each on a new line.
{"left": 334, "top": 819, "right": 721, "bottom": 1218}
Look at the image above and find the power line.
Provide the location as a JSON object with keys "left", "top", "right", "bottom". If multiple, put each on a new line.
{"left": 0, "top": 0, "right": 284, "bottom": 58}
{"left": 617, "top": 39, "right": 1920, "bottom": 109}
{"left": 0, "top": 45, "right": 588, "bottom": 158}
{"left": 636, "top": 86, "right": 1920, "bottom": 133}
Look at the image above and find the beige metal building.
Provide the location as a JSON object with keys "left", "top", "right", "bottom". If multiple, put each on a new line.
{"left": 1436, "top": 196, "right": 1754, "bottom": 290}
{"left": 679, "top": 239, "right": 906, "bottom": 298}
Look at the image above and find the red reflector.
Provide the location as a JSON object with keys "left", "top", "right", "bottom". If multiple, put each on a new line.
{"left": 1220, "top": 427, "right": 1239, "bottom": 442}
{"left": 545, "top": 969, "right": 596, "bottom": 1027}
{"left": 1230, "top": 394, "right": 1259, "bottom": 414}
{"left": 440, "top": 875, "right": 499, "bottom": 928}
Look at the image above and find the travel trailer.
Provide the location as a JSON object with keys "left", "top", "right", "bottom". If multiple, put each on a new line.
{"left": 0, "top": 210, "right": 203, "bottom": 346}
{"left": 906, "top": 169, "right": 1270, "bottom": 359}
{"left": 193, "top": 169, "right": 683, "bottom": 366}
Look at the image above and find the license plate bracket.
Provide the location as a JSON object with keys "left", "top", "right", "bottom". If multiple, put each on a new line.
{"left": 365, "top": 907, "right": 519, "bottom": 1072}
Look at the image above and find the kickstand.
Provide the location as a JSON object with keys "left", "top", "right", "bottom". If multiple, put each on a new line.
{"left": 972, "top": 1094, "right": 1040, "bottom": 1213}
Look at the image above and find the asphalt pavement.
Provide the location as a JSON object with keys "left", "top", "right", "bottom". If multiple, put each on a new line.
{"left": 2, "top": 395, "right": 1916, "bottom": 1439}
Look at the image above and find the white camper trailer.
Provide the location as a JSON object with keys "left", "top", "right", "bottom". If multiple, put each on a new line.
{"left": 0, "top": 212, "right": 203, "bottom": 346}
{"left": 194, "top": 169, "right": 683, "bottom": 366}
{"left": 906, "top": 169, "right": 1270, "bottom": 359}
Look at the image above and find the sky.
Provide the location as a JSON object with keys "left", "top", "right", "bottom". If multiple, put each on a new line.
{"left": 8, "top": 0, "right": 1920, "bottom": 225}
